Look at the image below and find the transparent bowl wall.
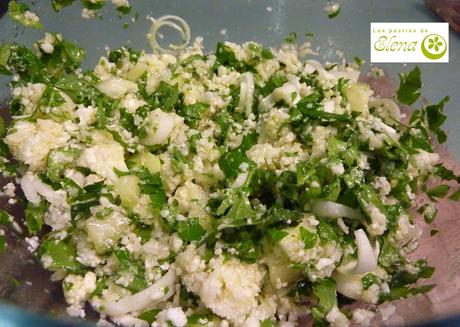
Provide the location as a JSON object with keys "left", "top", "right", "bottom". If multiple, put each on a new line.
{"left": 1, "top": 0, "right": 460, "bottom": 326}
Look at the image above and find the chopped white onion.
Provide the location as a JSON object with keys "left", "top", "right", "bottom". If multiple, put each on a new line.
{"left": 142, "top": 109, "right": 177, "bottom": 145}
{"left": 333, "top": 271, "right": 362, "bottom": 300}
{"left": 231, "top": 172, "right": 248, "bottom": 189}
{"left": 331, "top": 70, "right": 360, "bottom": 83}
{"left": 369, "top": 98, "right": 401, "bottom": 123}
{"left": 353, "top": 229, "right": 377, "bottom": 274}
{"left": 97, "top": 77, "right": 138, "bottom": 99}
{"left": 304, "top": 59, "right": 336, "bottom": 80}
{"left": 272, "top": 82, "right": 300, "bottom": 107}
{"left": 147, "top": 15, "right": 191, "bottom": 53}
{"left": 244, "top": 73, "right": 254, "bottom": 116}
{"left": 258, "top": 94, "right": 275, "bottom": 112}
{"left": 103, "top": 268, "right": 176, "bottom": 316}
{"left": 21, "top": 172, "right": 66, "bottom": 206}
{"left": 373, "top": 118, "right": 399, "bottom": 142}
{"left": 237, "top": 72, "right": 254, "bottom": 116}
{"left": 311, "top": 200, "right": 363, "bottom": 220}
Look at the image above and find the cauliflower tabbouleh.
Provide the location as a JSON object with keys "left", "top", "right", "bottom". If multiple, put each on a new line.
{"left": 0, "top": 22, "right": 457, "bottom": 327}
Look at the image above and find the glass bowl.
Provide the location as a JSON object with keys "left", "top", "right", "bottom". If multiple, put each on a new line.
{"left": 0, "top": 0, "right": 459, "bottom": 326}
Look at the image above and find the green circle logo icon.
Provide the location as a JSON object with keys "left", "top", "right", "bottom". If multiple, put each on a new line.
{"left": 421, "top": 34, "right": 447, "bottom": 60}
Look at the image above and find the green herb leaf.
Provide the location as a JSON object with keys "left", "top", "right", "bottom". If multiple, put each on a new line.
{"left": 116, "top": 5, "right": 131, "bottom": 15}
{"left": 218, "top": 133, "right": 257, "bottom": 179}
{"left": 40, "top": 37, "right": 86, "bottom": 77}
{"left": 219, "top": 195, "right": 256, "bottom": 229}
{"left": 448, "top": 188, "right": 460, "bottom": 201}
{"left": 136, "top": 169, "right": 167, "bottom": 215}
{"left": 430, "top": 229, "right": 439, "bottom": 236}
{"left": 4, "top": 44, "right": 48, "bottom": 83}
{"left": 362, "top": 273, "right": 379, "bottom": 290}
{"left": 8, "top": 1, "right": 43, "bottom": 29}
{"left": 299, "top": 226, "right": 317, "bottom": 249}
{"left": 418, "top": 204, "right": 438, "bottom": 224}
{"left": 425, "top": 96, "right": 449, "bottom": 144}
{"left": 317, "top": 220, "right": 338, "bottom": 241}
{"left": 177, "top": 217, "right": 207, "bottom": 242}
{"left": 0, "top": 210, "right": 13, "bottom": 226}
{"left": 328, "top": 7, "right": 341, "bottom": 19}
{"left": 47, "top": 147, "right": 80, "bottom": 181}
{"left": 378, "top": 237, "right": 400, "bottom": 268}
{"left": 24, "top": 201, "right": 47, "bottom": 235}
{"left": 51, "top": 0, "right": 76, "bottom": 11}
{"left": 313, "top": 278, "right": 337, "bottom": 313}
{"left": 426, "top": 184, "right": 450, "bottom": 199}
{"left": 354, "top": 56, "right": 363, "bottom": 67}
{"left": 380, "top": 284, "right": 434, "bottom": 302}
{"left": 0, "top": 235, "right": 6, "bottom": 253}
{"left": 260, "top": 74, "right": 288, "bottom": 96}
{"left": 81, "top": 0, "right": 104, "bottom": 10}
{"left": 261, "top": 319, "right": 278, "bottom": 327}
{"left": 139, "top": 309, "right": 161, "bottom": 324}
{"left": 397, "top": 66, "right": 422, "bottom": 105}
{"left": 266, "top": 228, "right": 289, "bottom": 243}
{"left": 214, "top": 42, "right": 253, "bottom": 73}
{"left": 40, "top": 239, "right": 84, "bottom": 273}
{"left": 284, "top": 32, "right": 298, "bottom": 43}
{"left": 148, "top": 81, "right": 179, "bottom": 112}
{"left": 177, "top": 102, "right": 209, "bottom": 128}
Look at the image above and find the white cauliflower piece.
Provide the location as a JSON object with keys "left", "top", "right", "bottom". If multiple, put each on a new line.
{"left": 78, "top": 140, "right": 128, "bottom": 183}
{"left": 199, "top": 257, "right": 265, "bottom": 325}
{"left": 63, "top": 272, "right": 97, "bottom": 309}
{"left": 5, "top": 119, "right": 70, "bottom": 170}
{"left": 153, "top": 307, "right": 187, "bottom": 327}
{"left": 172, "top": 181, "right": 208, "bottom": 216}
{"left": 278, "top": 217, "right": 342, "bottom": 281}
{"left": 367, "top": 205, "right": 387, "bottom": 236}
{"left": 326, "top": 306, "right": 350, "bottom": 327}
{"left": 176, "top": 245, "right": 265, "bottom": 325}
{"left": 97, "top": 77, "right": 138, "bottom": 99}
{"left": 141, "top": 109, "right": 186, "bottom": 146}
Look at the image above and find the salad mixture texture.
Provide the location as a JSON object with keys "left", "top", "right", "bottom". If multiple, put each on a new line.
{"left": 0, "top": 22, "right": 458, "bottom": 327}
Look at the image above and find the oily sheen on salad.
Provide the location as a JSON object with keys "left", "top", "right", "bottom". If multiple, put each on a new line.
{"left": 0, "top": 25, "right": 457, "bottom": 327}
